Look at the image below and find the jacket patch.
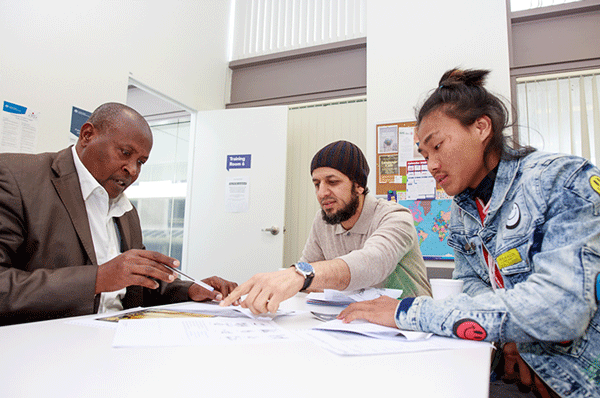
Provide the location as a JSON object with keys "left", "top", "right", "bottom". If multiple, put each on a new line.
{"left": 590, "top": 175, "right": 600, "bottom": 196}
{"left": 453, "top": 318, "right": 487, "bottom": 341}
{"left": 506, "top": 203, "right": 521, "bottom": 230}
{"left": 585, "top": 356, "right": 600, "bottom": 384}
{"left": 496, "top": 249, "right": 523, "bottom": 270}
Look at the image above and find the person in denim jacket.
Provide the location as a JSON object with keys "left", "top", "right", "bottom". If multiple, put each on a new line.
{"left": 339, "top": 68, "right": 600, "bottom": 398}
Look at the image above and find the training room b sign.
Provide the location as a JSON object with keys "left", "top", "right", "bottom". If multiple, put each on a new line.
{"left": 227, "top": 154, "right": 251, "bottom": 170}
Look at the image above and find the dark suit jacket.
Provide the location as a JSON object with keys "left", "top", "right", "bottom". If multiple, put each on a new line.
{"left": 0, "top": 147, "right": 191, "bottom": 326}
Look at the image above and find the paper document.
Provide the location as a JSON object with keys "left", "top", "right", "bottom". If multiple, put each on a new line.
{"left": 113, "top": 317, "right": 301, "bottom": 347}
{"left": 68, "top": 301, "right": 299, "bottom": 330}
{"left": 170, "top": 301, "right": 300, "bottom": 320}
{"left": 306, "top": 288, "right": 402, "bottom": 306}
{"left": 301, "top": 331, "right": 492, "bottom": 356}
{"left": 313, "top": 319, "right": 431, "bottom": 341}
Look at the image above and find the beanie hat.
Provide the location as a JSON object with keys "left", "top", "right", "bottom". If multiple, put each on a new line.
{"left": 310, "top": 140, "right": 369, "bottom": 189}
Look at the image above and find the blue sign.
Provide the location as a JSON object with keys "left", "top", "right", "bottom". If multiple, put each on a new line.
{"left": 70, "top": 106, "right": 92, "bottom": 137}
{"left": 227, "top": 154, "right": 251, "bottom": 170}
{"left": 3, "top": 101, "right": 27, "bottom": 115}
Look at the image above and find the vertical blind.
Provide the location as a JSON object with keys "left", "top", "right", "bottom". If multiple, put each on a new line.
{"left": 284, "top": 98, "right": 366, "bottom": 267}
{"left": 510, "top": 0, "right": 583, "bottom": 12}
{"left": 231, "top": 0, "right": 366, "bottom": 60}
{"left": 516, "top": 70, "right": 600, "bottom": 166}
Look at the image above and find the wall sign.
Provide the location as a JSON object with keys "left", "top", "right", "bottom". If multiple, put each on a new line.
{"left": 226, "top": 154, "right": 251, "bottom": 170}
{"left": 69, "top": 106, "right": 91, "bottom": 144}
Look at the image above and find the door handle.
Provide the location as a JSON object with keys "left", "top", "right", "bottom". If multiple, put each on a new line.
{"left": 262, "top": 226, "right": 280, "bottom": 235}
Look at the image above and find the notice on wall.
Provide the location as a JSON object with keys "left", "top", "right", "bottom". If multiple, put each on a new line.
{"left": 379, "top": 154, "right": 399, "bottom": 183}
{"left": 1, "top": 101, "right": 39, "bottom": 153}
{"left": 398, "top": 126, "right": 417, "bottom": 167}
{"left": 69, "top": 106, "right": 92, "bottom": 145}
{"left": 377, "top": 125, "right": 398, "bottom": 154}
{"left": 406, "top": 159, "right": 436, "bottom": 200}
{"left": 225, "top": 176, "right": 250, "bottom": 213}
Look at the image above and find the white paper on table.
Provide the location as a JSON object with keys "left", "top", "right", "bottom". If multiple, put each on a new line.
{"left": 313, "top": 319, "right": 431, "bottom": 341}
{"left": 307, "top": 288, "right": 402, "bottom": 306}
{"left": 112, "top": 317, "right": 302, "bottom": 348}
{"left": 67, "top": 307, "right": 145, "bottom": 329}
{"left": 68, "top": 302, "right": 300, "bottom": 331}
{"left": 345, "top": 288, "right": 402, "bottom": 302}
{"left": 234, "top": 307, "right": 301, "bottom": 320}
{"left": 299, "top": 330, "right": 492, "bottom": 356}
{"left": 169, "top": 301, "right": 300, "bottom": 320}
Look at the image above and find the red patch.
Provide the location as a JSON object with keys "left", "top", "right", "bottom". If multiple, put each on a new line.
{"left": 453, "top": 318, "right": 487, "bottom": 341}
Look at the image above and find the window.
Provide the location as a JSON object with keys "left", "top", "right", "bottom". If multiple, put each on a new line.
{"left": 126, "top": 117, "right": 190, "bottom": 262}
{"left": 510, "top": 0, "right": 583, "bottom": 12}
{"left": 516, "top": 69, "right": 600, "bottom": 165}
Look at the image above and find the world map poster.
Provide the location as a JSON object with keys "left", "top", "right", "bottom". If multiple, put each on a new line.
{"left": 398, "top": 199, "right": 454, "bottom": 260}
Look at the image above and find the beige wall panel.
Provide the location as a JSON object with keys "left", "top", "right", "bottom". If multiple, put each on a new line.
{"left": 511, "top": 9, "right": 600, "bottom": 70}
{"left": 283, "top": 99, "right": 367, "bottom": 267}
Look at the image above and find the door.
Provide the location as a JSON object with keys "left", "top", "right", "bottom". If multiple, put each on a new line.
{"left": 183, "top": 106, "right": 288, "bottom": 284}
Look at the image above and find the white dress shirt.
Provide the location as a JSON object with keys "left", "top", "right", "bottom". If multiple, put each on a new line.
{"left": 71, "top": 146, "right": 133, "bottom": 313}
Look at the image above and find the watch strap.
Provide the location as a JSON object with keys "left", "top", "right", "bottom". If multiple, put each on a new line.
{"left": 292, "top": 262, "right": 315, "bottom": 291}
{"left": 301, "top": 272, "right": 314, "bottom": 291}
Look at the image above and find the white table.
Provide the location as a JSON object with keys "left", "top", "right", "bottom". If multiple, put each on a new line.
{"left": 0, "top": 294, "right": 492, "bottom": 398}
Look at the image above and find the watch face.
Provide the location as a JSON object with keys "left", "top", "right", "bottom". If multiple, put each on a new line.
{"left": 296, "top": 262, "right": 313, "bottom": 274}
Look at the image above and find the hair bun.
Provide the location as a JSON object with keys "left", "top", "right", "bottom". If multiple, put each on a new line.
{"left": 438, "top": 68, "right": 488, "bottom": 88}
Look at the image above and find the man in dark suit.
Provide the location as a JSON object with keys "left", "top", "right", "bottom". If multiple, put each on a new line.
{"left": 0, "top": 102, "right": 236, "bottom": 326}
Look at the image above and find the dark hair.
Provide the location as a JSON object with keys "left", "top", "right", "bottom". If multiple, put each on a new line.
{"left": 87, "top": 102, "right": 149, "bottom": 134}
{"left": 415, "top": 68, "right": 534, "bottom": 164}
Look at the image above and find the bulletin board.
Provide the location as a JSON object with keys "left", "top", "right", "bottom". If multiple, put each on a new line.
{"left": 376, "top": 121, "right": 427, "bottom": 195}
{"left": 375, "top": 120, "right": 454, "bottom": 260}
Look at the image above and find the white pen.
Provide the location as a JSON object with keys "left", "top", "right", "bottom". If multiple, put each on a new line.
{"left": 170, "top": 267, "right": 215, "bottom": 292}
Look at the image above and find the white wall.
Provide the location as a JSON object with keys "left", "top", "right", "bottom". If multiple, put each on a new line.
{"left": 0, "top": 0, "right": 231, "bottom": 153}
{"left": 366, "top": 0, "right": 511, "bottom": 269}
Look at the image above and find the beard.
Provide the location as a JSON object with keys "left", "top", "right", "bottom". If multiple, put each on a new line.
{"left": 321, "top": 188, "right": 360, "bottom": 225}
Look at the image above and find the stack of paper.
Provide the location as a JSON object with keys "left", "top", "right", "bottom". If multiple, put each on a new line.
{"left": 112, "top": 317, "right": 302, "bottom": 348}
{"left": 301, "top": 329, "right": 491, "bottom": 356}
{"left": 313, "top": 319, "right": 431, "bottom": 341}
{"left": 306, "top": 288, "right": 402, "bottom": 306}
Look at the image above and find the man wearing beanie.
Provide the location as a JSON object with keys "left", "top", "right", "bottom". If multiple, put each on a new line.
{"left": 221, "top": 140, "right": 431, "bottom": 314}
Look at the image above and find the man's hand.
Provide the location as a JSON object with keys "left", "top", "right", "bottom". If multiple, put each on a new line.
{"left": 188, "top": 276, "right": 238, "bottom": 302}
{"left": 219, "top": 268, "right": 304, "bottom": 314}
{"left": 502, "top": 342, "right": 554, "bottom": 398}
{"left": 95, "top": 249, "right": 178, "bottom": 294}
{"left": 337, "top": 296, "right": 399, "bottom": 328}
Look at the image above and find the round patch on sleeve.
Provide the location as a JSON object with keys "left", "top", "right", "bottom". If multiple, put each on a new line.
{"left": 590, "top": 176, "right": 600, "bottom": 196}
{"left": 453, "top": 318, "right": 487, "bottom": 341}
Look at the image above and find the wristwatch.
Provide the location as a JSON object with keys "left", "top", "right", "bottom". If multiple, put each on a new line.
{"left": 292, "top": 262, "right": 315, "bottom": 291}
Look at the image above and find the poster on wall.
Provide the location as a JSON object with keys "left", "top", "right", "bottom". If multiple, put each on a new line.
{"left": 405, "top": 159, "right": 436, "bottom": 200}
{"left": 376, "top": 120, "right": 453, "bottom": 260}
{"left": 398, "top": 126, "right": 416, "bottom": 167}
{"left": 1, "top": 101, "right": 39, "bottom": 153}
{"left": 398, "top": 199, "right": 454, "bottom": 260}
{"left": 225, "top": 176, "right": 250, "bottom": 213}
{"left": 378, "top": 154, "right": 399, "bottom": 183}
{"left": 69, "top": 106, "right": 92, "bottom": 145}
{"left": 377, "top": 125, "right": 398, "bottom": 153}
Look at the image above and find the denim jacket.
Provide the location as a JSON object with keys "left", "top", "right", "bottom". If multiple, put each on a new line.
{"left": 395, "top": 151, "right": 600, "bottom": 397}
